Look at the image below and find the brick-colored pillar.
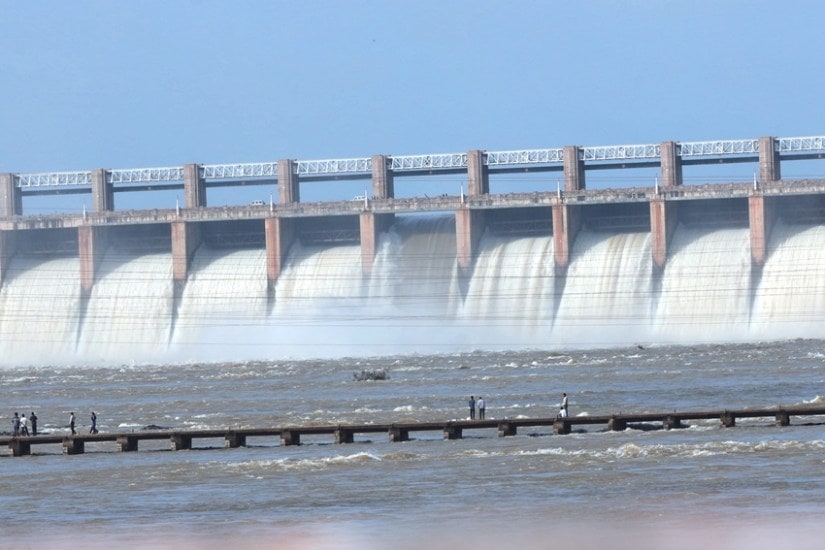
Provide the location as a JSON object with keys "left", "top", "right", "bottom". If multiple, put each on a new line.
{"left": 660, "top": 141, "right": 683, "bottom": 187}
{"left": 184, "top": 163, "right": 205, "bottom": 208}
{"left": 0, "top": 173, "right": 22, "bottom": 217}
{"left": 749, "top": 194, "right": 775, "bottom": 266}
{"left": 171, "top": 221, "right": 201, "bottom": 284}
{"left": 79, "top": 226, "right": 108, "bottom": 293}
{"left": 456, "top": 208, "right": 485, "bottom": 270}
{"left": 264, "top": 217, "right": 294, "bottom": 288}
{"left": 371, "top": 154, "right": 394, "bottom": 199}
{"left": 278, "top": 159, "right": 300, "bottom": 204}
{"left": 359, "top": 212, "right": 393, "bottom": 273}
{"left": 552, "top": 204, "right": 581, "bottom": 270}
{"left": 759, "top": 136, "right": 780, "bottom": 182}
{"left": 650, "top": 199, "right": 677, "bottom": 270}
{"left": 467, "top": 150, "right": 488, "bottom": 196}
{"left": 563, "top": 146, "right": 585, "bottom": 191}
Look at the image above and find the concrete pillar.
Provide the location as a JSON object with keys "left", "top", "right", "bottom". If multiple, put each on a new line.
{"left": 171, "top": 221, "right": 201, "bottom": 284}
{"left": 563, "top": 146, "right": 585, "bottom": 191}
{"left": 264, "top": 217, "right": 294, "bottom": 289}
{"left": 552, "top": 204, "right": 581, "bottom": 270}
{"left": 280, "top": 430, "right": 300, "bottom": 446}
{"left": 170, "top": 434, "right": 192, "bottom": 451}
{"left": 278, "top": 159, "right": 300, "bottom": 204}
{"left": 360, "top": 212, "right": 379, "bottom": 274}
{"left": 224, "top": 432, "right": 246, "bottom": 448}
{"left": 184, "top": 163, "right": 206, "bottom": 208}
{"left": 720, "top": 412, "right": 736, "bottom": 428}
{"left": 0, "top": 173, "right": 22, "bottom": 217}
{"left": 62, "top": 437, "right": 85, "bottom": 455}
{"left": 749, "top": 194, "right": 776, "bottom": 267}
{"left": 78, "top": 226, "right": 108, "bottom": 293}
{"left": 359, "top": 212, "right": 393, "bottom": 274}
{"left": 371, "top": 154, "right": 394, "bottom": 198}
{"left": 663, "top": 415, "right": 682, "bottom": 430}
{"left": 443, "top": 425, "right": 463, "bottom": 440}
{"left": 608, "top": 417, "right": 627, "bottom": 431}
{"left": 0, "top": 230, "right": 17, "bottom": 286}
{"left": 553, "top": 419, "right": 571, "bottom": 434}
{"left": 467, "top": 149, "right": 488, "bottom": 196}
{"left": 456, "top": 208, "right": 485, "bottom": 270}
{"left": 388, "top": 426, "right": 409, "bottom": 442}
{"left": 8, "top": 439, "right": 31, "bottom": 457}
{"left": 117, "top": 436, "right": 139, "bottom": 452}
{"left": 91, "top": 169, "right": 113, "bottom": 212}
{"left": 775, "top": 411, "right": 790, "bottom": 427}
{"left": 334, "top": 428, "right": 355, "bottom": 444}
{"left": 650, "top": 199, "right": 678, "bottom": 270}
{"left": 497, "top": 422, "right": 517, "bottom": 437}
{"left": 758, "top": 136, "right": 780, "bottom": 182}
{"left": 660, "top": 141, "right": 683, "bottom": 187}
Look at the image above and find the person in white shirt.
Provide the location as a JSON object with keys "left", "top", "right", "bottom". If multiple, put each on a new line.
{"left": 557, "top": 393, "right": 569, "bottom": 419}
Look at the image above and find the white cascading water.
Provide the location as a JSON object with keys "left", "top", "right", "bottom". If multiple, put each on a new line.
{"left": 460, "top": 233, "right": 555, "bottom": 348}
{"left": 171, "top": 247, "right": 268, "bottom": 362}
{"left": 259, "top": 215, "right": 465, "bottom": 357}
{"left": 1, "top": 214, "right": 825, "bottom": 366}
{"left": 76, "top": 251, "right": 173, "bottom": 363}
{"left": 653, "top": 226, "right": 753, "bottom": 343}
{"left": 750, "top": 221, "right": 825, "bottom": 340}
{"left": 554, "top": 230, "right": 653, "bottom": 347}
{"left": 0, "top": 256, "right": 80, "bottom": 364}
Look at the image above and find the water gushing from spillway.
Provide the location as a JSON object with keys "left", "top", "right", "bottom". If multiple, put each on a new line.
{"left": 1, "top": 216, "right": 824, "bottom": 367}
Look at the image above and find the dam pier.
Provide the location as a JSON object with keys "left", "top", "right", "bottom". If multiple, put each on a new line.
{"left": 2, "top": 134, "right": 825, "bottom": 295}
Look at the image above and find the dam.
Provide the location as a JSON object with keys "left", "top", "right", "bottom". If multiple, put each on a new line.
{"left": 1, "top": 134, "right": 825, "bottom": 365}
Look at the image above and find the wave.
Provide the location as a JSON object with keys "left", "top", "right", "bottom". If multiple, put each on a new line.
{"left": 220, "top": 451, "right": 388, "bottom": 474}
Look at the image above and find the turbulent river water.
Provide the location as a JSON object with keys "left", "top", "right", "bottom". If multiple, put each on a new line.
{"left": 3, "top": 341, "right": 825, "bottom": 549}
{"left": 3, "top": 217, "right": 825, "bottom": 547}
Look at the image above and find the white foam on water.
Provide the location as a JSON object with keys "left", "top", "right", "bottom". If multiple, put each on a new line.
{"left": 2, "top": 217, "right": 825, "bottom": 366}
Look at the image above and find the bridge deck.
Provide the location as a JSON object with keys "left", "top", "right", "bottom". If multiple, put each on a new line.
{"left": 3, "top": 405, "right": 822, "bottom": 457}
{"left": 5, "top": 178, "right": 825, "bottom": 231}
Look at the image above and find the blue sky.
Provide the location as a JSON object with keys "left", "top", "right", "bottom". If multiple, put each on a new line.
{"left": 2, "top": 1, "right": 825, "bottom": 209}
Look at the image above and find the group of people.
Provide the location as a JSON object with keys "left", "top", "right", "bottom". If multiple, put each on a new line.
{"left": 68, "top": 411, "right": 98, "bottom": 435}
{"left": 10, "top": 411, "right": 98, "bottom": 436}
{"left": 11, "top": 412, "right": 37, "bottom": 436}
{"left": 468, "top": 396, "right": 487, "bottom": 420}
{"left": 467, "top": 393, "right": 569, "bottom": 421}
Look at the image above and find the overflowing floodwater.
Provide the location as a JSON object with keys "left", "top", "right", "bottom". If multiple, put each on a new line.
{"left": 2, "top": 216, "right": 825, "bottom": 547}
{"left": 3, "top": 341, "right": 825, "bottom": 549}
{"left": 2, "top": 217, "right": 825, "bottom": 365}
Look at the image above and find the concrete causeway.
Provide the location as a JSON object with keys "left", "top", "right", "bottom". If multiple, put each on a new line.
{"left": 3, "top": 405, "right": 823, "bottom": 457}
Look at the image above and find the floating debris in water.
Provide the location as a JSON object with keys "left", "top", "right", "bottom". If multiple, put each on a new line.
{"left": 353, "top": 369, "right": 389, "bottom": 381}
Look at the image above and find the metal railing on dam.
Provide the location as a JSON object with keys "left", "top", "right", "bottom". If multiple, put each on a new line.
{"left": 1, "top": 133, "right": 824, "bottom": 220}
{"left": 6, "top": 134, "right": 825, "bottom": 189}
